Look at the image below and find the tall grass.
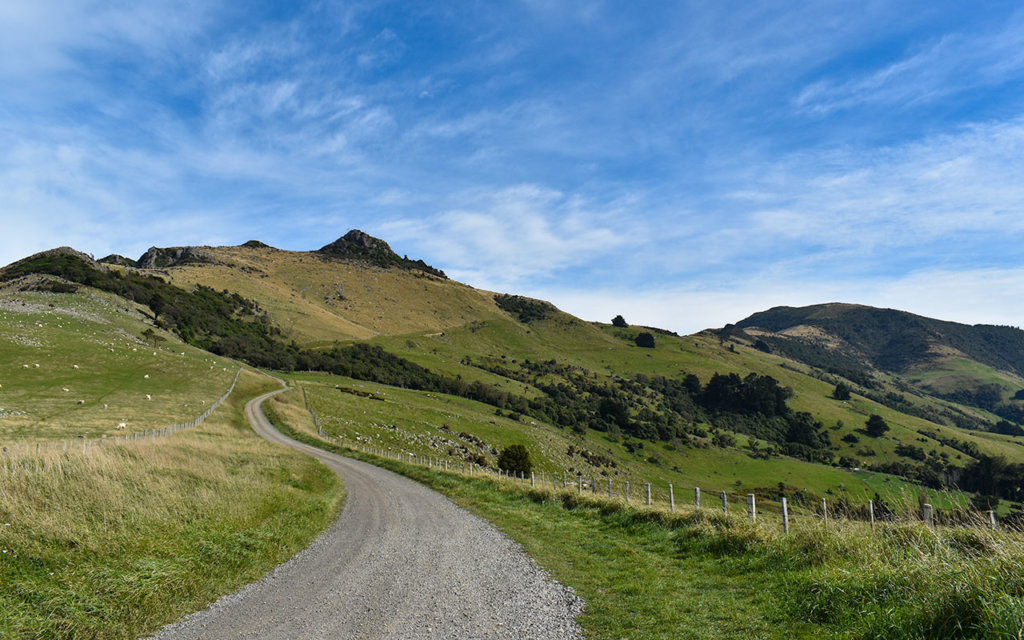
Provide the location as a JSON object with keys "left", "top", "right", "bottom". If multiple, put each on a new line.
{"left": 0, "top": 372, "right": 345, "bottom": 639}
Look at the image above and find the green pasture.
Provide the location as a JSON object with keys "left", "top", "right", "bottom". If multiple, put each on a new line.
{"left": 0, "top": 289, "right": 238, "bottom": 441}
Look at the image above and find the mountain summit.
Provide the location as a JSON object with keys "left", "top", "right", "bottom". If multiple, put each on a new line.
{"left": 317, "top": 229, "right": 446, "bottom": 278}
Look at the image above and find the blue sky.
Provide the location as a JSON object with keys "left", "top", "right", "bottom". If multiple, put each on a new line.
{"left": 3, "top": 1, "right": 1024, "bottom": 333}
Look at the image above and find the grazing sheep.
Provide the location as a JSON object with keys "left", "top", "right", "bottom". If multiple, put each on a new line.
{"left": 116, "top": 423, "right": 126, "bottom": 430}
{"left": 77, "top": 400, "right": 84, "bottom": 405}
{"left": 145, "top": 394, "right": 151, "bottom": 400}
{"left": 22, "top": 364, "right": 28, "bottom": 369}
{"left": 103, "top": 404, "right": 108, "bottom": 409}
{"left": 62, "top": 387, "right": 69, "bottom": 392}
{"left": 144, "top": 374, "right": 150, "bottom": 379}
{"left": 72, "top": 364, "right": 79, "bottom": 370}
{"left": 33, "top": 364, "right": 39, "bottom": 368}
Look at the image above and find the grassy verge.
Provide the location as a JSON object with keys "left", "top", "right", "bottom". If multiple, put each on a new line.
{"left": 0, "top": 371, "right": 345, "bottom": 639}
{"left": 272, "top": 409, "right": 1024, "bottom": 639}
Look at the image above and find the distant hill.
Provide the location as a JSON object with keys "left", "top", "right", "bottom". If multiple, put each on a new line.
{"left": 736, "top": 303, "right": 1024, "bottom": 377}
{"left": 733, "top": 303, "right": 1024, "bottom": 422}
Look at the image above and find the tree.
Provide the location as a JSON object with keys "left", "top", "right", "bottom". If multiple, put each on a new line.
{"left": 635, "top": 332, "right": 655, "bottom": 348}
{"left": 865, "top": 414, "right": 890, "bottom": 438}
{"left": 611, "top": 315, "right": 628, "bottom": 328}
{"left": 832, "top": 382, "right": 852, "bottom": 401}
{"left": 497, "top": 444, "right": 532, "bottom": 475}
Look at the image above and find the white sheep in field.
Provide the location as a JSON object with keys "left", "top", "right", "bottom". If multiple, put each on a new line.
{"left": 103, "top": 404, "right": 108, "bottom": 409}
{"left": 72, "top": 364, "right": 79, "bottom": 370}
{"left": 145, "top": 394, "right": 151, "bottom": 400}
{"left": 144, "top": 374, "right": 150, "bottom": 379}
{"left": 116, "top": 422, "right": 126, "bottom": 430}
{"left": 77, "top": 400, "right": 84, "bottom": 405}
{"left": 62, "top": 387, "right": 69, "bottom": 393}
{"left": 33, "top": 364, "right": 39, "bottom": 368}
{"left": 21, "top": 364, "right": 28, "bottom": 369}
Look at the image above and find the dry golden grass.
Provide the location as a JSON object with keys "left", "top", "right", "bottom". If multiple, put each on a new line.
{"left": 0, "top": 371, "right": 345, "bottom": 639}
{"left": 161, "top": 245, "right": 504, "bottom": 344}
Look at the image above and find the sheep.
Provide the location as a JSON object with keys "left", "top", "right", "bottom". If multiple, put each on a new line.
{"left": 144, "top": 374, "right": 150, "bottom": 379}
{"left": 32, "top": 364, "right": 39, "bottom": 368}
{"left": 145, "top": 394, "right": 151, "bottom": 400}
{"left": 77, "top": 400, "right": 84, "bottom": 405}
{"left": 62, "top": 387, "right": 69, "bottom": 393}
{"left": 22, "top": 364, "right": 28, "bottom": 369}
{"left": 116, "top": 423, "right": 126, "bottom": 430}
{"left": 103, "top": 404, "right": 108, "bottom": 409}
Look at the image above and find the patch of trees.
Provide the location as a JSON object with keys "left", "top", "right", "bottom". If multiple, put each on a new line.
{"left": 634, "top": 332, "right": 655, "bottom": 348}
{"left": 611, "top": 315, "right": 628, "bottom": 328}
{"left": 865, "top": 414, "right": 890, "bottom": 437}
{"left": 497, "top": 444, "right": 533, "bottom": 475}
{"left": 832, "top": 382, "right": 852, "bottom": 400}
{"left": 494, "top": 294, "right": 556, "bottom": 323}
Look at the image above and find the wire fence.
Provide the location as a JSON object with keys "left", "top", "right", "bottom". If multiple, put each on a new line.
{"left": 347, "top": 442, "right": 1005, "bottom": 534}
{"left": 1, "top": 368, "right": 243, "bottom": 458}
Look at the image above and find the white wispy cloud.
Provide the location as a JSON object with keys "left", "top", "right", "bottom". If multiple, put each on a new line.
{"left": 377, "top": 185, "right": 637, "bottom": 289}
{"left": 795, "top": 11, "right": 1024, "bottom": 114}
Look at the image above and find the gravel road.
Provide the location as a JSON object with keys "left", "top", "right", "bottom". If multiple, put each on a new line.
{"left": 143, "top": 388, "right": 586, "bottom": 640}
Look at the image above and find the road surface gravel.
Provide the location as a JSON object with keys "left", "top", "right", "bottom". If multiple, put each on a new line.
{"left": 142, "top": 388, "right": 586, "bottom": 640}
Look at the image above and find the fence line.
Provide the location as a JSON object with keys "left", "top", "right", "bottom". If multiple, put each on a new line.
{"left": 343, "top": 441, "right": 1003, "bottom": 534}
{"left": 1, "top": 368, "right": 243, "bottom": 459}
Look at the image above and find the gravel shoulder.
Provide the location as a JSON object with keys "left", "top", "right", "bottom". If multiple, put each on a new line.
{"left": 143, "top": 388, "right": 586, "bottom": 640}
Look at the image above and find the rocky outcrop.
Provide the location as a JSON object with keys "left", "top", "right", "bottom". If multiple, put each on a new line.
{"left": 316, "top": 229, "right": 446, "bottom": 278}
{"left": 136, "top": 246, "right": 218, "bottom": 269}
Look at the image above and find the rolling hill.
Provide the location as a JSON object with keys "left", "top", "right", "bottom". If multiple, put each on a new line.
{"left": 4, "top": 232, "right": 1024, "bottom": 512}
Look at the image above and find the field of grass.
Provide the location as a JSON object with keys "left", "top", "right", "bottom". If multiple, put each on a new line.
{"left": 0, "top": 286, "right": 238, "bottom": 441}
{"left": 371, "top": 318, "right": 1024, "bottom": 473}
{"left": 286, "top": 372, "right": 980, "bottom": 517}
{"left": 0, "top": 370, "right": 345, "bottom": 639}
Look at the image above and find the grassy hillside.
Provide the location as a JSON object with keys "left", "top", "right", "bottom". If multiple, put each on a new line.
{"left": 157, "top": 243, "right": 504, "bottom": 344}
{"left": 0, "top": 281, "right": 238, "bottom": 442}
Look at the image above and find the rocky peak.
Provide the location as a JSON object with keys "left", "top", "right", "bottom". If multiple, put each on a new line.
{"left": 319, "top": 229, "right": 394, "bottom": 255}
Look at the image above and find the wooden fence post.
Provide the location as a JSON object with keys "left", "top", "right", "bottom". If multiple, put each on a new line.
{"left": 989, "top": 510, "right": 998, "bottom": 530}
{"left": 721, "top": 490, "right": 727, "bottom": 513}
{"left": 669, "top": 484, "right": 675, "bottom": 513}
{"left": 592, "top": 477, "right": 597, "bottom": 496}
{"left": 747, "top": 494, "right": 756, "bottom": 522}
{"left": 608, "top": 478, "right": 613, "bottom": 499}
{"left": 578, "top": 474, "right": 583, "bottom": 495}
{"left": 625, "top": 481, "right": 630, "bottom": 503}
{"left": 822, "top": 498, "right": 828, "bottom": 523}
{"left": 923, "top": 503, "right": 933, "bottom": 528}
{"left": 869, "top": 500, "right": 875, "bottom": 530}
{"left": 531, "top": 471, "right": 535, "bottom": 487}
{"left": 695, "top": 487, "right": 701, "bottom": 508}
{"left": 782, "top": 497, "right": 789, "bottom": 533}
{"left": 645, "top": 483, "right": 651, "bottom": 506}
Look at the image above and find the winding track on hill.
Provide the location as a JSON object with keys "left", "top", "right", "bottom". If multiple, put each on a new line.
{"left": 144, "top": 387, "right": 585, "bottom": 640}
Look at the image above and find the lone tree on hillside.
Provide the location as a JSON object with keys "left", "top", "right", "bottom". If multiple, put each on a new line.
{"left": 832, "top": 382, "right": 852, "bottom": 401}
{"left": 612, "top": 315, "right": 628, "bottom": 328}
{"left": 635, "top": 332, "right": 655, "bottom": 348}
{"left": 865, "top": 414, "right": 890, "bottom": 438}
{"left": 497, "top": 444, "right": 533, "bottom": 475}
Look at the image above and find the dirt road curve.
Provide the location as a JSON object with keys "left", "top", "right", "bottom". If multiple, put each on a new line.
{"left": 143, "top": 388, "right": 585, "bottom": 640}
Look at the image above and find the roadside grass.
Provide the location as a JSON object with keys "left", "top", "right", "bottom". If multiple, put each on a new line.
{"left": 268, "top": 407, "right": 1024, "bottom": 640}
{"left": 0, "top": 371, "right": 345, "bottom": 640}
